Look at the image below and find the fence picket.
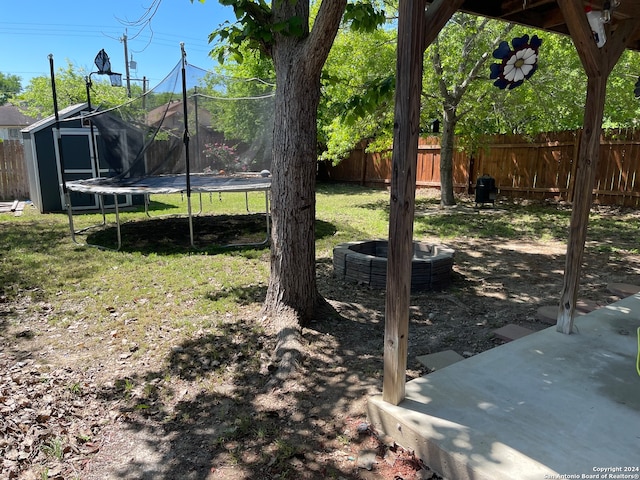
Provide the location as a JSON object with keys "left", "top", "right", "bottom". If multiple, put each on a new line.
{"left": 0, "top": 140, "right": 29, "bottom": 201}
{"left": 325, "top": 129, "right": 640, "bottom": 207}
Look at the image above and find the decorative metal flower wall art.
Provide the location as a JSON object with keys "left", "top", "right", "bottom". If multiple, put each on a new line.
{"left": 490, "top": 34, "right": 542, "bottom": 90}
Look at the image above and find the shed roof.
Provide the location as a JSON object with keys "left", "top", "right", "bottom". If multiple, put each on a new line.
{"left": 21, "top": 103, "right": 88, "bottom": 135}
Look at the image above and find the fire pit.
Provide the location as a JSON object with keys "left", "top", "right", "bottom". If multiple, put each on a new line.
{"left": 333, "top": 240, "right": 455, "bottom": 291}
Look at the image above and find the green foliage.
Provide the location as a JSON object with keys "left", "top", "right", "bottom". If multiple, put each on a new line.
{"left": 604, "top": 49, "right": 640, "bottom": 129}
{"left": 438, "top": 21, "right": 640, "bottom": 140}
{"left": 41, "top": 437, "right": 64, "bottom": 460}
{"left": 421, "top": 14, "right": 515, "bottom": 145}
{"left": 343, "top": 2, "right": 386, "bottom": 32}
{"left": 17, "top": 60, "right": 130, "bottom": 118}
{"left": 208, "top": 0, "right": 301, "bottom": 63}
{"left": 318, "top": 10, "right": 640, "bottom": 167}
{"left": 0, "top": 72, "right": 21, "bottom": 105}
{"left": 202, "top": 0, "right": 390, "bottom": 164}
{"left": 207, "top": 0, "right": 386, "bottom": 64}
{"left": 471, "top": 29, "right": 587, "bottom": 137}
{"left": 200, "top": 45, "right": 275, "bottom": 157}
{"left": 319, "top": 24, "right": 397, "bottom": 163}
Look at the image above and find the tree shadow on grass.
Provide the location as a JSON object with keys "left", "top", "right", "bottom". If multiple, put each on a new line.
{"left": 205, "top": 284, "right": 267, "bottom": 305}
{"left": 84, "top": 217, "right": 337, "bottom": 255}
{"left": 90, "top": 312, "right": 382, "bottom": 480}
{"left": 0, "top": 220, "right": 101, "bottom": 313}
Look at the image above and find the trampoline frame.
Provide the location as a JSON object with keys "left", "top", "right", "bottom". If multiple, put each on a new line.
{"left": 65, "top": 173, "right": 271, "bottom": 251}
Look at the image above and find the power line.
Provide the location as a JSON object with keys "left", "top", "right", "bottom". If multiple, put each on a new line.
{"left": 0, "top": 22, "right": 213, "bottom": 46}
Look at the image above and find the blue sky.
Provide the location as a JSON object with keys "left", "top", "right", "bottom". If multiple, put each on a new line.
{"left": 0, "top": 0, "right": 235, "bottom": 89}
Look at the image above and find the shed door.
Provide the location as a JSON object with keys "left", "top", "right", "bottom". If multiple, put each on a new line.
{"left": 55, "top": 127, "right": 132, "bottom": 211}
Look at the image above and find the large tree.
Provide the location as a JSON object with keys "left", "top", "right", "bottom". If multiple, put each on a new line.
{"left": 18, "top": 61, "right": 133, "bottom": 118}
{"left": 0, "top": 73, "right": 21, "bottom": 105}
{"left": 204, "top": 0, "right": 384, "bottom": 374}
{"left": 421, "top": 14, "right": 513, "bottom": 206}
{"left": 319, "top": 22, "right": 397, "bottom": 163}
{"left": 320, "top": 15, "right": 640, "bottom": 206}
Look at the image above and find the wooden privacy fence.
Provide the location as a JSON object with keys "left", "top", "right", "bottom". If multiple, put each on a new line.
{"left": 324, "top": 129, "right": 640, "bottom": 207}
{"left": 0, "top": 140, "right": 29, "bottom": 201}
{"left": 323, "top": 137, "right": 469, "bottom": 191}
{"left": 4, "top": 130, "right": 640, "bottom": 206}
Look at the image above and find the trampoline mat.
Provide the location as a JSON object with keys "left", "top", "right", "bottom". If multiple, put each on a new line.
{"left": 66, "top": 173, "right": 271, "bottom": 195}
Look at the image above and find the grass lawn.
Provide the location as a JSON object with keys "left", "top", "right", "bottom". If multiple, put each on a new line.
{"left": 2, "top": 183, "right": 640, "bottom": 479}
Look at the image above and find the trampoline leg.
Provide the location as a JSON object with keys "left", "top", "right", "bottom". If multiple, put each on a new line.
{"left": 245, "top": 192, "right": 250, "bottom": 213}
{"left": 264, "top": 190, "right": 270, "bottom": 241}
{"left": 65, "top": 192, "right": 81, "bottom": 246}
{"left": 114, "top": 197, "right": 122, "bottom": 251}
{"left": 198, "top": 192, "right": 203, "bottom": 215}
{"left": 98, "top": 194, "right": 106, "bottom": 226}
{"left": 187, "top": 195, "right": 195, "bottom": 248}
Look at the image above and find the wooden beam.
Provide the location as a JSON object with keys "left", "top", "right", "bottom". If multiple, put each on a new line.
{"left": 556, "top": 2, "right": 640, "bottom": 334}
{"left": 557, "top": 75, "right": 607, "bottom": 334}
{"left": 603, "top": 19, "right": 640, "bottom": 73}
{"left": 383, "top": 0, "right": 428, "bottom": 406}
{"left": 499, "top": 0, "right": 556, "bottom": 17}
{"left": 423, "top": 0, "right": 467, "bottom": 50}
{"left": 382, "top": 0, "right": 464, "bottom": 407}
{"left": 541, "top": 8, "right": 568, "bottom": 30}
{"left": 567, "top": 128, "right": 581, "bottom": 203}
{"left": 557, "top": 0, "right": 603, "bottom": 77}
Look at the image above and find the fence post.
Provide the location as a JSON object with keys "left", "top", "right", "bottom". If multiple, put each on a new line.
{"left": 359, "top": 141, "right": 367, "bottom": 186}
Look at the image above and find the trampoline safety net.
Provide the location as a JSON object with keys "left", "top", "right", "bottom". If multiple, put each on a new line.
{"left": 61, "top": 54, "right": 275, "bottom": 186}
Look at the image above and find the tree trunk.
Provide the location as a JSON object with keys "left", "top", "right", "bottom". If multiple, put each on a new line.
{"left": 260, "top": 0, "right": 346, "bottom": 381}
{"left": 263, "top": 62, "right": 320, "bottom": 325}
{"left": 439, "top": 104, "right": 457, "bottom": 207}
{"left": 262, "top": 0, "right": 345, "bottom": 327}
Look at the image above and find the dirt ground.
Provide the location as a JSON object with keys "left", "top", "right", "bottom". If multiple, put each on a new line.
{"left": 2, "top": 200, "right": 640, "bottom": 479}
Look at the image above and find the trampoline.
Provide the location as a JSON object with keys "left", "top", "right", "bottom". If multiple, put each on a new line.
{"left": 47, "top": 43, "right": 276, "bottom": 251}
{"left": 66, "top": 172, "right": 271, "bottom": 196}
{"left": 65, "top": 173, "right": 271, "bottom": 250}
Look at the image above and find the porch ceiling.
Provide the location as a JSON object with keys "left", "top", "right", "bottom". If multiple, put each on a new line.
{"left": 432, "top": 0, "right": 640, "bottom": 51}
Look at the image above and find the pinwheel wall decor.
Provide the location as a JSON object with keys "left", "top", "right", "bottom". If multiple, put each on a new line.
{"left": 490, "top": 34, "right": 542, "bottom": 90}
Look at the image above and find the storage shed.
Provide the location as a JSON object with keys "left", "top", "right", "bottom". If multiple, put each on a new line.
{"left": 21, "top": 103, "right": 140, "bottom": 213}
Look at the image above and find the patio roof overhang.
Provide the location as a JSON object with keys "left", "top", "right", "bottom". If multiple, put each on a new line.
{"left": 452, "top": 0, "right": 640, "bottom": 51}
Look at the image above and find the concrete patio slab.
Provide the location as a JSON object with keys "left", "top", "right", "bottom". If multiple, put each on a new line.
{"left": 368, "top": 294, "right": 640, "bottom": 480}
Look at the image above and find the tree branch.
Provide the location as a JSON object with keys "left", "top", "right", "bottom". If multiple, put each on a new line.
{"left": 431, "top": 38, "right": 452, "bottom": 103}
{"left": 303, "top": 0, "right": 348, "bottom": 74}
{"left": 455, "top": 23, "right": 514, "bottom": 102}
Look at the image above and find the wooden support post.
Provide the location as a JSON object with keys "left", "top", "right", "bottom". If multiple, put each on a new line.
{"left": 383, "top": 0, "right": 463, "bottom": 405}
{"left": 556, "top": 0, "right": 640, "bottom": 333}
{"left": 557, "top": 75, "right": 607, "bottom": 333}
{"left": 383, "top": 0, "right": 426, "bottom": 405}
{"left": 567, "top": 129, "right": 581, "bottom": 203}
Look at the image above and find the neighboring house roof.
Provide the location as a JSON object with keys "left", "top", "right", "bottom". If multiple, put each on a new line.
{"left": 0, "top": 104, "right": 37, "bottom": 128}
{"left": 147, "top": 100, "right": 183, "bottom": 126}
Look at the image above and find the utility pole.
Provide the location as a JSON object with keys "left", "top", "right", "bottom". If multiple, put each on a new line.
{"left": 121, "top": 33, "right": 132, "bottom": 97}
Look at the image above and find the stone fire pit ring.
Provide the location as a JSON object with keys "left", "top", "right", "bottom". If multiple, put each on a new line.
{"left": 333, "top": 240, "right": 455, "bottom": 291}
